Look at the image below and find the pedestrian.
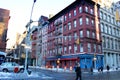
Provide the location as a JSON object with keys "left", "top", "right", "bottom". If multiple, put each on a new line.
{"left": 90, "top": 67, "right": 93, "bottom": 73}
{"left": 98, "top": 67, "right": 100, "bottom": 72}
{"left": 101, "top": 66, "right": 103, "bottom": 72}
{"left": 75, "top": 63, "right": 82, "bottom": 80}
{"left": 106, "top": 65, "right": 110, "bottom": 71}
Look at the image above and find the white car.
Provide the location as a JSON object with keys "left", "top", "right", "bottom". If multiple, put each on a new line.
{"left": 0, "top": 62, "right": 24, "bottom": 72}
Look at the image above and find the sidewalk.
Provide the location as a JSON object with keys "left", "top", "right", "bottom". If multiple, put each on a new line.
{"left": 93, "top": 67, "right": 120, "bottom": 73}
{"left": 30, "top": 66, "right": 120, "bottom": 73}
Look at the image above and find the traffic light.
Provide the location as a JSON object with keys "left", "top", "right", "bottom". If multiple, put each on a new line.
{"left": 75, "top": 38, "right": 80, "bottom": 44}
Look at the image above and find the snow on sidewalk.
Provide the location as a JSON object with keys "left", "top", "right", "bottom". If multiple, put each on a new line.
{"left": 0, "top": 72, "right": 40, "bottom": 79}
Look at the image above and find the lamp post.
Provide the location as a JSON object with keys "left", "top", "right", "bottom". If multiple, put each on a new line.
{"left": 24, "top": 0, "right": 37, "bottom": 74}
{"left": 93, "top": 54, "right": 97, "bottom": 69}
{"left": 21, "top": 44, "right": 31, "bottom": 73}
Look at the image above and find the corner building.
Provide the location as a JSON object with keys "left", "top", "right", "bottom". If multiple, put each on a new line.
{"left": 46, "top": 0, "right": 103, "bottom": 69}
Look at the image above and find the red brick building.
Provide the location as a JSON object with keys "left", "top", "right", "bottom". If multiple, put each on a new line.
{"left": 45, "top": 0, "right": 103, "bottom": 69}
{"left": 0, "top": 8, "right": 10, "bottom": 52}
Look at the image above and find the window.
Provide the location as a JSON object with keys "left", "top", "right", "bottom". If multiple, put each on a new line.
{"left": 108, "top": 26, "right": 111, "bottom": 34}
{"left": 69, "top": 13, "right": 71, "bottom": 18}
{"left": 85, "top": 6, "right": 88, "bottom": 12}
{"left": 86, "top": 17, "right": 89, "bottom": 25}
{"left": 73, "top": 20, "right": 77, "bottom": 28}
{"left": 80, "top": 43, "right": 83, "bottom": 52}
{"left": 64, "top": 36, "right": 67, "bottom": 42}
{"left": 87, "top": 30, "right": 90, "bottom": 37}
{"left": 65, "top": 16, "right": 67, "bottom": 21}
{"left": 116, "top": 29, "right": 119, "bottom": 37}
{"left": 105, "top": 25, "right": 108, "bottom": 33}
{"left": 79, "top": 17, "right": 82, "bottom": 25}
{"left": 74, "top": 44, "right": 77, "bottom": 53}
{"left": 100, "top": 23, "right": 104, "bottom": 32}
{"left": 74, "top": 10, "right": 76, "bottom": 16}
{"left": 90, "top": 9, "right": 93, "bottom": 14}
{"left": 68, "top": 35, "right": 72, "bottom": 41}
{"left": 115, "top": 28, "right": 117, "bottom": 36}
{"left": 113, "top": 28, "right": 116, "bottom": 35}
{"left": 107, "top": 15, "right": 110, "bottom": 22}
{"left": 74, "top": 32, "right": 77, "bottom": 40}
{"left": 64, "top": 46, "right": 67, "bottom": 54}
{"left": 100, "top": 11, "right": 103, "bottom": 19}
{"left": 79, "top": 6, "right": 82, "bottom": 13}
{"left": 106, "top": 38, "right": 110, "bottom": 48}
{"left": 64, "top": 25, "right": 67, "bottom": 31}
{"left": 103, "top": 36, "right": 106, "bottom": 48}
{"left": 87, "top": 43, "right": 91, "bottom": 52}
{"left": 98, "top": 45, "right": 101, "bottom": 53}
{"left": 111, "top": 38, "right": 114, "bottom": 49}
{"left": 111, "top": 17, "right": 114, "bottom": 24}
{"left": 91, "top": 19, "right": 94, "bottom": 26}
{"left": 79, "top": 30, "right": 83, "bottom": 38}
{"left": 68, "top": 22, "right": 71, "bottom": 30}
{"left": 115, "top": 39, "right": 117, "bottom": 49}
{"left": 92, "top": 32, "right": 95, "bottom": 38}
{"left": 103, "top": 13, "right": 107, "bottom": 20}
{"left": 93, "top": 44, "right": 96, "bottom": 52}
{"left": 68, "top": 45, "right": 72, "bottom": 53}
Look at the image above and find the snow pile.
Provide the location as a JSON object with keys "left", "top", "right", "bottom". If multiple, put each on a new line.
{"left": 0, "top": 72, "right": 39, "bottom": 80}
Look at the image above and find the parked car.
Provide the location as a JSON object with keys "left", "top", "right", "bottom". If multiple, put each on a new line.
{"left": 0, "top": 62, "right": 24, "bottom": 72}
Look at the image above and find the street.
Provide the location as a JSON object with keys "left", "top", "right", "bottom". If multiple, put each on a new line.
{"left": 31, "top": 68, "right": 120, "bottom": 80}
{"left": 0, "top": 68, "right": 120, "bottom": 80}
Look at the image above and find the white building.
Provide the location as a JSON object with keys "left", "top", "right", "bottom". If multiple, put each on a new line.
{"left": 99, "top": 2, "right": 120, "bottom": 68}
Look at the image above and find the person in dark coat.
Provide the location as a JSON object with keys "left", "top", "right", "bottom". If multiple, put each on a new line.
{"left": 106, "top": 65, "right": 110, "bottom": 71}
{"left": 101, "top": 66, "right": 103, "bottom": 72}
{"left": 75, "top": 63, "right": 82, "bottom": 80}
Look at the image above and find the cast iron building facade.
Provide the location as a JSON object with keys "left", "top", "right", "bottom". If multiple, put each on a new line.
{"left": 46, "top": 0, "right": 103, "bottom": 69}
{"left": 97, "top": 0, "right": 120, "bottom": 68}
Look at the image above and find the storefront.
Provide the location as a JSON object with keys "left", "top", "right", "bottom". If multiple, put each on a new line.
{"left": 45, "top": 53, "right": 104, "bottom": 69}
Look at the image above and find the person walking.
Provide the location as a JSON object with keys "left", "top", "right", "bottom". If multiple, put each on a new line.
{"left": 106, "top": 65, "right": 110, "bottom": 71}
{"left": 75, "top": 63, "right": 82, "bottom": 80}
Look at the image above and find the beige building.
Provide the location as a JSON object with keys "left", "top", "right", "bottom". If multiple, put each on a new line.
{"left": 0, "top": 8, "right": 10, "bottom": 52}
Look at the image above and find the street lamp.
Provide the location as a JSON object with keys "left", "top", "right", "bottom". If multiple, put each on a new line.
{"left": 93, "top": 54, "right": 97, "bottom": 69}
{"left": 21, "top": 44, "right": 31, "bottom": 73}
{"left": 24, "top": 0, "right": 37, "bottom": 74}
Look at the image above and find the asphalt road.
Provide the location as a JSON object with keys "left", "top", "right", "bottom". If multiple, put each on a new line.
{"left": 31, "top": 68, "right": 120, "bottom": 80}
{"left": 0, "top": 68, "right": 120, "bottom": 80}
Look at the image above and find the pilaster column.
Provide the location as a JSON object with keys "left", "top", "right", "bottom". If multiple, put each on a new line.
{"left": 105, "top": 52, "right": 108, "bottom": 66}
{"left": 113, "top": 53, "right": 117, "bottom": 67}
{"left": 118, "top": 54, "right": 120, "bottom": 67}
{"left": 110, "top": 53, "right": 113, "bottom": 67}
{"left": 116, "top": 54, "right": 119, "bottom": 67}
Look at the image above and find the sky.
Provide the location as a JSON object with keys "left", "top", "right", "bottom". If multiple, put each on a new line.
{"left": 0, "top": 0, "right": 119, "bottom": 48}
